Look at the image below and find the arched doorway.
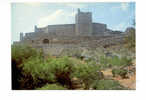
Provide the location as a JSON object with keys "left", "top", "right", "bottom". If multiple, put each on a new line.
{"left": 43, "top": 39, "right": 49, "bottom": 44}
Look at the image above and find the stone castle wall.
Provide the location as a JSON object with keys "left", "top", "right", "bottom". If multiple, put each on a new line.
{"left": 92, "top": 23, "right": 107, "bottom": 35}
{"left": 18, "top": 34, "right": 125, "bottom": 56}
{"left": 36, "top": 24, "right": 75, "bottom": 36}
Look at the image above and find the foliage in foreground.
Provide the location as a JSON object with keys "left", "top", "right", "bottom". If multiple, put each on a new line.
{"left": 12, "top": 45, "right": 129, "bottom": 90}
{"left": 11, "top": 45, "right": 43, "bottom": 89}
{"left": 12, "top": 45, "right": 101, "bottom": 89}
{"left": 12, "top": 45, "right": 43, "bottom": 64}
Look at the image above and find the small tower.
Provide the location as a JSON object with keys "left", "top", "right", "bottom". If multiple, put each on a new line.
{"left": 34, "top": 25, "right": 37, "bottom": 32}
{"left": 78, "top": 8, "right": 80, "bottom": 13}
{"left": 20, "top": 32, "right": 23, "bottom": 41}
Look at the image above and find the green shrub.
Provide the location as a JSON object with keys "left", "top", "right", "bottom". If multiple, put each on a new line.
{"left": 124, "top": 28, "right": 136, "bottom": 49}
{"left": 11, "top": 45, "right": 43, "bottom": 89}
{"left": 112, "top": 69, "right": 121, "bottom": 77}
{"left": 36, "top": 84, "right": 67, "bottom": 90}
{"left": 120, "top": 57, "right": 132, "bottom": 66}
{"left": 99, "top": 56, "right": 132, "bottom": 68}
{"left": 48, "top": 56, "right": 75, "bottom": 88}
{"left": 99, "top": 56, "right": 109, "bottom": 68}
{"left": 22, "top": 55, "right": 101, "bottom": 89}
{"left": 92, "top": 79, "right": 126, "bottom": 90}
{"left": 119, "top": 69, "right": 128, "bottom": 78}
{"left": 72, "top": 62, "right": 100, "bottom": 89}
{"left": 22, "top": 57, "right": 56, "bottom": 83}
{"left": 112, "top": 68, "right": 128, "bottom": 78}
{"left": 12, "top": 45, "right": 43, "bottom": 65}
{"left": 12, "top": 45, "right": 104, "bottom": 90}
{"left": 22, "top": 56, "right": 75, "bottom": 89}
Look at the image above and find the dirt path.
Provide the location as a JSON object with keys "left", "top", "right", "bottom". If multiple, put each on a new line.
{"left": 102, "top": 68, "right": 136, "bottom": 90}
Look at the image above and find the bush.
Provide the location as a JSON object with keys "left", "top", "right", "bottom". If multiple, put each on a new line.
{"left": 112, "top": 69, "right": 121, "bottom": 77}
{"left": 12, "top": 45, "right": 42, "bottom": 65}
{"left": 124, "top": 28, "right": 136, "bottom": 50}
{"left": 112, "top": 68, "right": 128, "bottom": 78}
{"left": 36, "top": 84, "right": 67, "bottom": 90}
{"left": 72, "top": 62, "right": 100, "bottom": 89}
{"left": 21, "top": 55, "right": 102, "bottom": 89}
{"left": 119, "top": 69, "right": 128, "bottom": 78}
{"left": 22, "top": 57, "right": 56, "bottom": 85}
{"left": 48, "top": 56, "right": 75, "bottom": 88}
{"left": 21, "top": 56, "right": 75, "bottom": 89}
{"left": 11, "top": 45, "right": 43, "bottom": 89}
{"left": 99, "top": 55, "right": 132, "bottom": 68}
{"left": 91, "top": 79, "right": 126, "bottom": 90}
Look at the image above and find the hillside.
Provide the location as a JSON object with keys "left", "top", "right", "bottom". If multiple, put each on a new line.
{"left": 12, "top": 28, "right": 135, "bottom": 90}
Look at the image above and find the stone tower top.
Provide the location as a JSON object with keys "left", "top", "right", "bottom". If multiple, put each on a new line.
{"left": 78, "top": 8, "right": 80, "bottom": 13}
{"left": 20, "top": 32, "right": 23, "bottom": 41}
{"left": 34, "top": 25, "right": 37, "bottom": 32}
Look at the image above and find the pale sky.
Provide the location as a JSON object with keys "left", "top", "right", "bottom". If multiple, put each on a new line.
{"left": 11, "top": 2, "right": 135, "bottom": 43}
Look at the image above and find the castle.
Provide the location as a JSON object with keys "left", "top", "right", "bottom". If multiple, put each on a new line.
{"left": 16, "top": 9, "right": 124, "bottom": 56}
{"left": 33, "top": 9, "right": 107, "bottom": 36}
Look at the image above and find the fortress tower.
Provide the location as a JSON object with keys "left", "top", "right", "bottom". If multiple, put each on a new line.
{"left": 20, "top": 32, "right": 23, "bottom": 41}
{"left": 75, "top": 9, "right": 93, "bottom": 36}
